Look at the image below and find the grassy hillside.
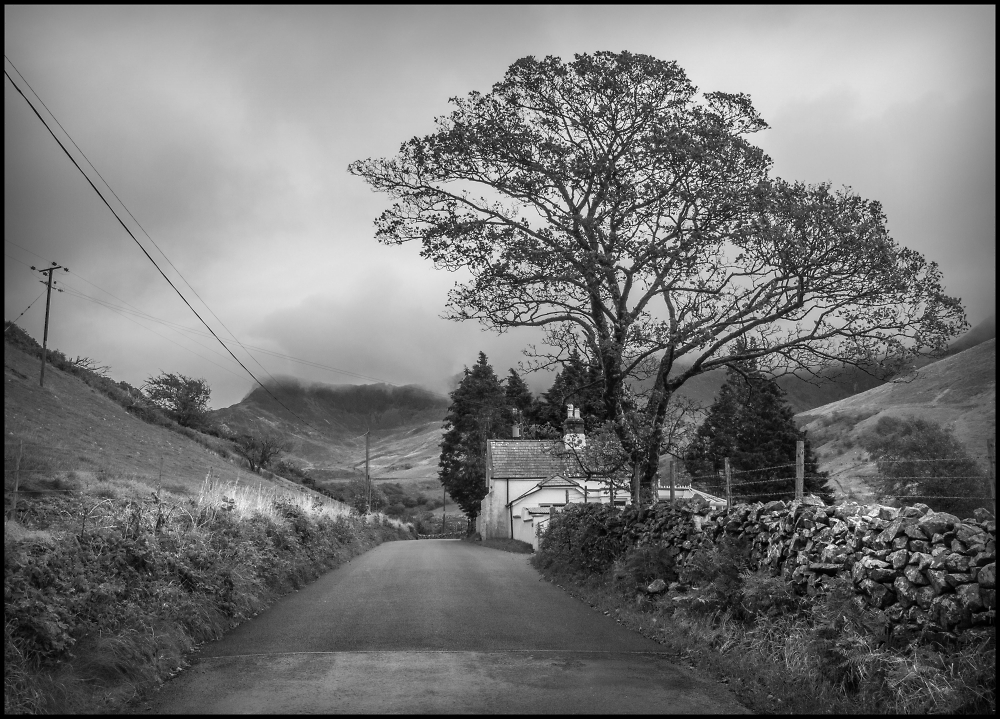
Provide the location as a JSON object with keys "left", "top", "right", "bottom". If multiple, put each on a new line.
{"left": 795, "top": 338, "right": 996, "bottom": 500}
{"left": 211, "top": 379, "right": 448, "bottom": 474}
{"left": 4, "top": 342, "right": 317, "bottom": 499}
{"left": 4, "top": 331, "right": 415, "bottom": 715}
{"left": 208, "top": 376, "right": 456, "bottom": 523}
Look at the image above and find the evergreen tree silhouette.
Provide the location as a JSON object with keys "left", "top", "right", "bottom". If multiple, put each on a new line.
{"left": 438, "top": 353, "right": 510, "bottom": 531}
{"left": 685, "top": 364, "right": 830, "bottom": 503}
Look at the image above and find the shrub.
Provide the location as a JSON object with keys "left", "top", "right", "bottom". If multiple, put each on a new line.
{"left": 4, "top": 478, "right": 411, "bottom": 713}
{"left": 612, "top": 544, "right": 678, "bottom": 592}
{"left": 860, "top": 415, "right": 987, "bottom": 517}
{"left": 675, "top": 537, "right": 751, "bottom": 618}
{"left": 738, "top": 568, "right": 803, "bottom": 619}
{"left": 536, "top": 503, "right": 632, "bottom": 575}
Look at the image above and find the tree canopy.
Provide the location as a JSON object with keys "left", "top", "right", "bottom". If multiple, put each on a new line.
{"left": 232, "top": 423, "right": 291, "bottom": 474}
{"left": 350, "top": 51, "right": 967, "bottom": 497}
{"left": 530, "top": 350, "right": 607, "bottom": 433}
{"left": 859, "top": 416, "right": 987, "bottom": 518}
{"left": 142, "top": 372, "right": 211, "bottom": 429}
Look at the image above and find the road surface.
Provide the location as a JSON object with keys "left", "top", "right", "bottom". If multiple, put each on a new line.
{"left": 142, "top": 540, "right": 748, "bottom": 714}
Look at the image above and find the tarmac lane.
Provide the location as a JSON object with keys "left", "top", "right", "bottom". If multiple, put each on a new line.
{"left": 141, "top": 540, "right": 749, "bottom": 714}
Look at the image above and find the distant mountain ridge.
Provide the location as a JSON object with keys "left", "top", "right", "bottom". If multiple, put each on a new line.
{"left": 216, "top": 377, "right": 449, "bottom": 433}
{"left": 210, "top": 377, "right": 450, "bottom": 478}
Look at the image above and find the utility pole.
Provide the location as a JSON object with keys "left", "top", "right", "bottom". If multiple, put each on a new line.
{"left": 987, "top": 438, "right": 996, "bottom": 518}
{"left": 795, "top": 440, "right": 805, "bottom": 500}
{"left": 31, "top": 262, "right": 68, "bottom": 387}
{"left": 365, "top": 430, "right": 371, "bottom": 513}
{"left": 724, "top": 458, "right": 732, "bottom": 508}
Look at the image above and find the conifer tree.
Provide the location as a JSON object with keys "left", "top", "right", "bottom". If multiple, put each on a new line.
{"left": 504, "top": 368, "right": 536, "bottom": 425}
{"left": 685, "top": 366, "right": 829, "bottom": 503}
{"left": 438, "top": 352, "right": 510, "bottom": 531}
{"left": 534, "top": 350, "right": 607, "bottom": 432}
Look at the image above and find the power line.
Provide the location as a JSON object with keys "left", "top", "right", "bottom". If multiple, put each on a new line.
{"left": 8, "top": 244, "right": 400, "bottom": 386}
{"left": 8, "top": 254, "right": 249, "bottom": 375}
{"left": 4, "top": 62, "right": 318, "bottom": 433}
{"left": 2, "top": 56, "right": 267, "bottom": 375}
{"left": 58, "top": 287, "right": 247, "bottom": 378}
{"left": 4, "top": 290, "right": 45, "bottom": 332}
{"left": 57, "top": 285, "right": 247, "bottom": 370}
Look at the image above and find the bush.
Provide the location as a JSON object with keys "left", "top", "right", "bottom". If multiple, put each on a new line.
{"left": 344, "top": 477, "right": 388, "bottom": 514}
{"left": 675, "top": 537, "right": 752, "bottom": 618}
{"left": 535, "top": 503, "right": 632, "bottom": 575}
{"left": 738, "top": 568, "right": 803, "bottom": 619}
{"left": 4, "top": 485, "right": 411, "bottom": 713}
{"left": 860, "top": 416, "right": 988, "bottom": 517}
{"left": 612, "top": 544, "right": 678, "bottom": 592}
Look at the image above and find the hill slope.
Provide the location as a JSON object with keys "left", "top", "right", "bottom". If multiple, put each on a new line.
{"left": 4, "top": 342, "right": 310, "bottom": 497}
{"left": 946, "top": 313, "right": 996, "bottom": 356}
{"left": 794, "top": 339, "right": 996, "bottom": 499}
{"left": 211, "top": 378, "right": 450, "bottom": 485}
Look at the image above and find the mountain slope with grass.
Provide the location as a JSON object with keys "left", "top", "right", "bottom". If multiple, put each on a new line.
{"left": 4, "top": 340, "right": 313, "bottom": 498}
{"left": 210, "top": 378, "right": 449, "bottom": 479}
{"left": 209, "top": 378, "right": 457, "bottom": 524}
{"left": 795, "top": 338, "right": 996, "bottom": 500}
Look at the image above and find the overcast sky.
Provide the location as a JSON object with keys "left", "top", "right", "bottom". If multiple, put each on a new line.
{"left": 4, "top": 5, "right": 995, "bottom": 409}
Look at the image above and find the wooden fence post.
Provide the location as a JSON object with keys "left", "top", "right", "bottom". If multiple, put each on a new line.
{"left": 668, "top": 460, "right": 676, "bottom": 507}
{"left": 796, "top": 440, "right": 804, "bottom": 500}
{"left": 724, "top": 458, "right": 731, "bottom": 508}
{"left": 987, "top": 438, "right": 996, "bottom": 518}
{"left": 11, "top": 440, "right": 22, "bottom": 520}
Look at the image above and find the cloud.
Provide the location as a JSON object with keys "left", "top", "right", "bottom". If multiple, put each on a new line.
{"left": 250, "top": 263, "right": 550, "bottom": 399}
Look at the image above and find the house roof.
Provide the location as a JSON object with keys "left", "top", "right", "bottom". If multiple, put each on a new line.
{"left": 537, "top": 475, "right": 583, "bottom": 488}
{"left": 506, "top": 473, "right": 590, "bottom": 509}
{"left": 488, "top": 440, "right": 583, "bottom": 479}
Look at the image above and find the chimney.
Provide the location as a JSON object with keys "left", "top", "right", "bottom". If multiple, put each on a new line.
{"left": 512, "top": 424, "right": 521, "bottom": 438}
{"left": 563, "top": 404, "right": 586, "bottom": 450}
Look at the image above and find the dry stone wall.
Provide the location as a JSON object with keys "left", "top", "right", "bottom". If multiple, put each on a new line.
{"left": 630, "top": 496, "right": 996, "bottom": 637}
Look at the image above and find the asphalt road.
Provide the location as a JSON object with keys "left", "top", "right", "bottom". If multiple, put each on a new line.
{"left": 142, "top": 540, "right": 748, "bottom": 714}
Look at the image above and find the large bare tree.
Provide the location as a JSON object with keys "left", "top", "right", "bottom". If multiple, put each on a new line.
{"left": 349, "top": 51, "right": 967, "bottom": 497}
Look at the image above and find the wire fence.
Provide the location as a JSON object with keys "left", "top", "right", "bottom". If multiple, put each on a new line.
{"left": 662, "top": 440, "right": 996, "bottom": 506}
{"left": 7, "top": 438, "right": 997, "bottom": 509}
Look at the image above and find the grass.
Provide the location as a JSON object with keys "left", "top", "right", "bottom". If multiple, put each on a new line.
{"left": 531, "top": 555, "right": 995, "bottom": 715}
{"left": 463, "top": 534, "right": 534, "bottom": 554}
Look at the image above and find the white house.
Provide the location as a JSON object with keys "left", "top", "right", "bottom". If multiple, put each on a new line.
{"left": 477, "top": 405, "right": 726, "bottom": 549}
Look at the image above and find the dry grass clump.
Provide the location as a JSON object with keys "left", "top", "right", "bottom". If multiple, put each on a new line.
{"left": 464, "top": 536, "right": 535, "bottom": 553}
